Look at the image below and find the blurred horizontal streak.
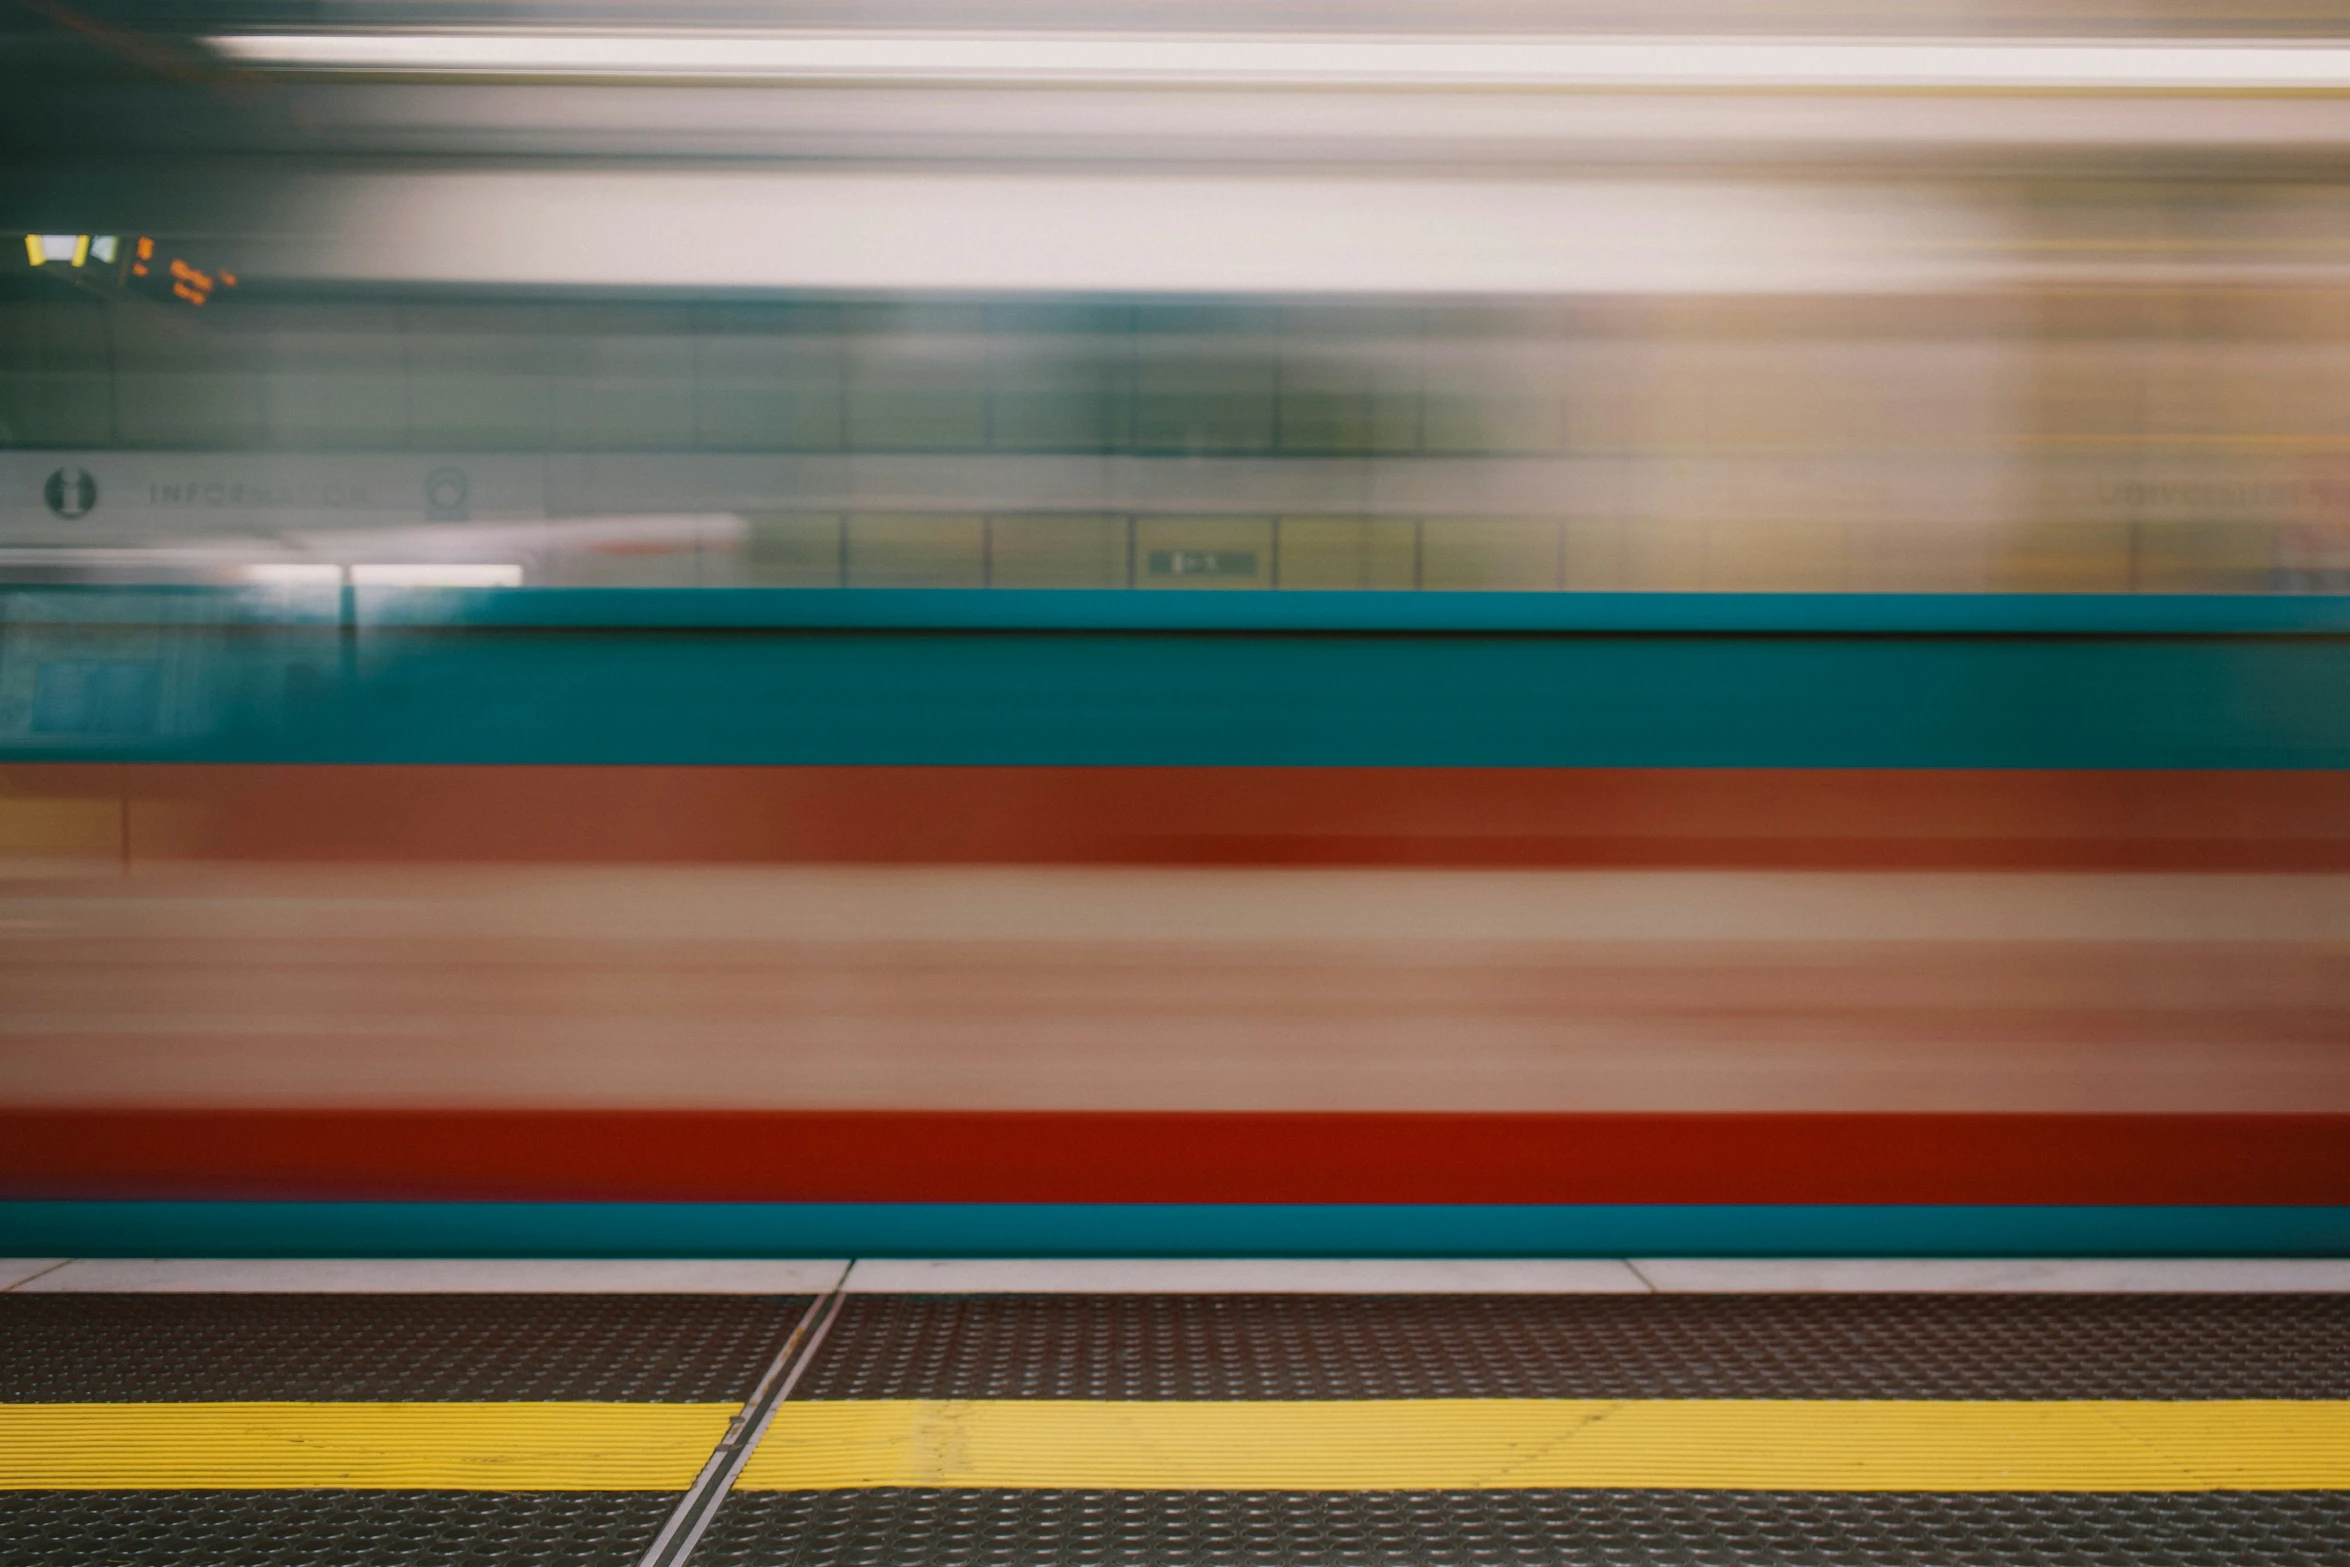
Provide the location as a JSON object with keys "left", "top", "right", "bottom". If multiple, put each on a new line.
{"left": 217, "top": 84, "right": 2350, "bottom": 164}
{"left": 204, "top": 32, "right": 2350, "bottom": 92}
{"left": 267, "top": 171, "right": 1989, "bottom": 295}
{"left": 3, "top": 866, "right": 2350, "bottom": 1112}
{"left": 15, "top": 866, "right": 2350, "bottom": 944}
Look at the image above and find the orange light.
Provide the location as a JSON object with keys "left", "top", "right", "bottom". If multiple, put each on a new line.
{"left": 136, "top": 236, "right": 153, "bottom": 258}
{"left": 219, "top": 272, "right": 237, "bottom": 287}
{"left": 172, "top": 280, "right": 207, "bottom": 305}
{"left": 131, "top": 263, "right": 147, "bottom": 276}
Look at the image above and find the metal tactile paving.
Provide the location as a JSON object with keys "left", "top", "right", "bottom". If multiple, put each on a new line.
{"left": 0, "top": 1294, "right": 812, "bottom": 1403}
{"left": 0, "top": 1491, "right": 679, "bottom": 1567}
{"left": 797, "top": 1293, "right": 2350, "bottom": 1402}
{"left": 696, "top": 1489, "right": 2350, "bottom": 1567}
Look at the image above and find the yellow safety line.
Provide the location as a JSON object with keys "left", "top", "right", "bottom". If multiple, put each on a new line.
{"left": 738, "top": 1399, "right": 2350, "bottom": 1493}
{"left": 10, "top": 1399, "right": 2350, "bottom": 1494}
{"left": 0, "top": 1403, "right": 739, "bottom": 1491}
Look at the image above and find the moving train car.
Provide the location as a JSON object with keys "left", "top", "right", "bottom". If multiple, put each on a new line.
{"left": 1, "top": 583, "right": 2348, "bottom": 1257}
{"left": 3, "top": 2, "right": 2350, "bottom": 1259}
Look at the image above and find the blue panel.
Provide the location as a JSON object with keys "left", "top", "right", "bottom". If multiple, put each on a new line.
{"left": 161, "top": 633, "right": 2350, "bottom": 767}
{"left": 5, "top": 1202, "right": 2347, "bottom": 1257}
{"left": 9, "top": 587, "right": 2350, "bottom": 767}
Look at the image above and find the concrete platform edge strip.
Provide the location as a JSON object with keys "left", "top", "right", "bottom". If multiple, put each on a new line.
{"left": 12, "top": 1256, "right": 2350, "bottom": 1292}
{"left": 837, "top": 1257, "right": 2350, "bottom": 1293}
{"left": 2, "top": 1259, "right": 851, "bottom": 1293}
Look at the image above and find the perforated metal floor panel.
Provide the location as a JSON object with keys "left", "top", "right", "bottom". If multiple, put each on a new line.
{"left": 0, "top": 1293, "right": 813, "bottom": 1402}
{"left": 719, "top": 1292, "right": 2350, "bottom": 1566}
{"left": 0, "top": 1490, "right": 679, "bottom": 1567}
{"left": 0, "top": 1294, "right": 815, "bottom": 1566}
{"left": 696, "top": 1488, "right": 2350, "bottom": 1567}
{"left": 10, "top": 1290, "right": 2350, "bottom": 1566}
{"left": 796, "top": 1292, "right": 2350, "bottom": 1401}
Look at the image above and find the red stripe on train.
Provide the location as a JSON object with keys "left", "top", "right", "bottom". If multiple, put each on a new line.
{"left": 2, "top": 1111, "right": 2344, "bottom": 1204}
{"left": 16, "top": 763, "right": 2350, "bottom": 869}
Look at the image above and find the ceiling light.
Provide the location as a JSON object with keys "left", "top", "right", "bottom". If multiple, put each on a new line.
{"left": 205, "top": 32, "right": 2350, "bottom": 93}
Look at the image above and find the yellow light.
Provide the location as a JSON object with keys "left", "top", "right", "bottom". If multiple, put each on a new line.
{"left": 22, "top": 235, "right": 40, "bottom": 266}
{"left": 70, "top": 235, "right": 89, "bottom": 267}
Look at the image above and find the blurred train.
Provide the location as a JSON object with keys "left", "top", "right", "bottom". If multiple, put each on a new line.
{"left": 3, "top": 1, "right": 2350, "bottom": 1258}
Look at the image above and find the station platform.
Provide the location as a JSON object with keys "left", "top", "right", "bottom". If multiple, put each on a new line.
{"left": 5, "top": 1259, "right": 2349, "bottom": 1566}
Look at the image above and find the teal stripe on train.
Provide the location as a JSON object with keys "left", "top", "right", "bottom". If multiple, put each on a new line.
{"left": 335, "top": 586, "right": 2350, "bottom": 635}
{"left": 4, "top": 1202, "right": 2348, "bottom": 1257}
{"left": 35, "top": 585, "right": 2350, "bottom": 634}
{"left": 10, "top": 588, "right": 2350, "bottom": 767}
